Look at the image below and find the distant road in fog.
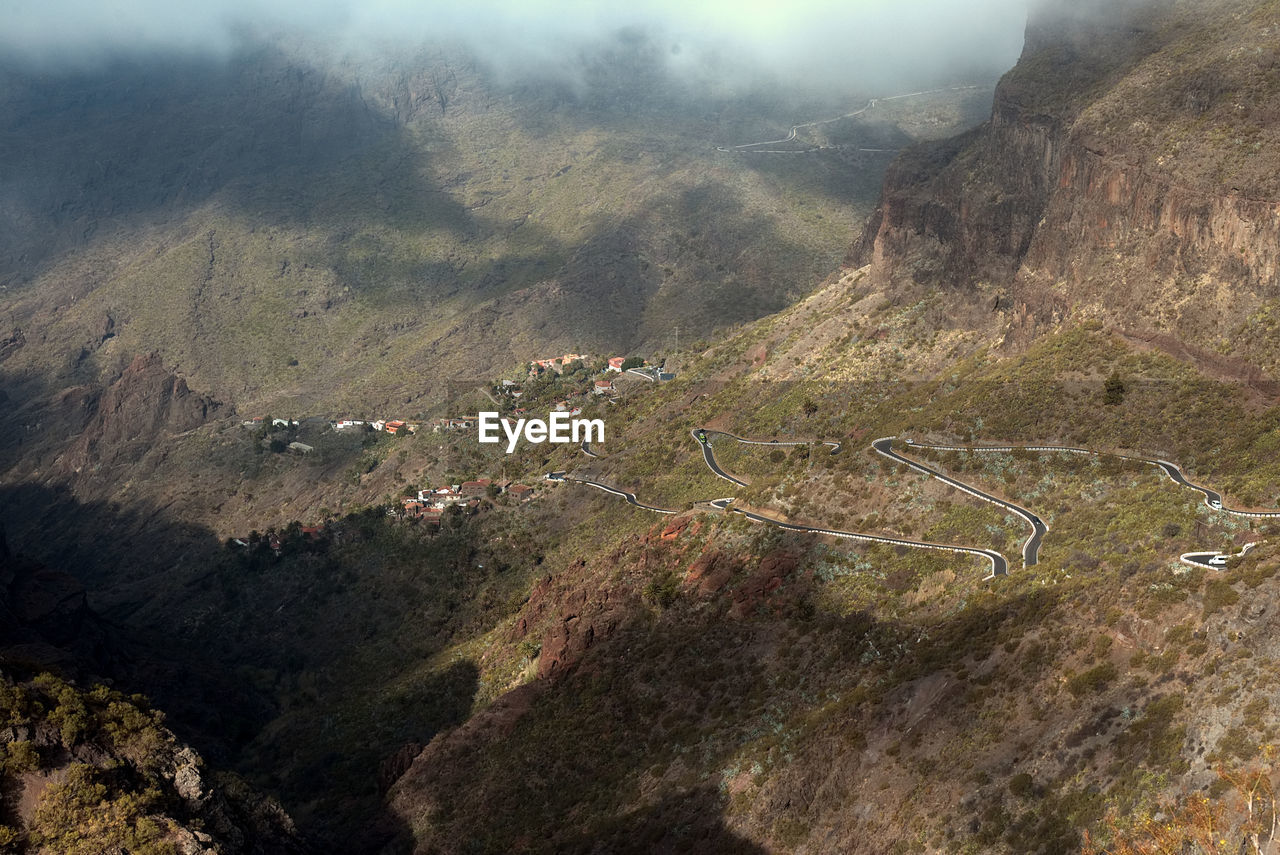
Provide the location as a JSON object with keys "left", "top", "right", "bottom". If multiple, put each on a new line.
{"left": 717, "top": 84, "right": 986, "bottom": 155}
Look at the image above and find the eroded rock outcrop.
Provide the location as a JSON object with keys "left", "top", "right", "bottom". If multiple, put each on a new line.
{"left": 59, "top": 352, "right": 223, "bottom": 473}
{"left": 0, "top": 670, "right": 303, "bottom": 854}
{"left": 853, "top": 0, "right": 1280, "bottom": 367}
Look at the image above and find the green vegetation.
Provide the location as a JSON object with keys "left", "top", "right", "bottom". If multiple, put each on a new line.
{"left": 0, "top": 672, "right": 293, "bottom": 852}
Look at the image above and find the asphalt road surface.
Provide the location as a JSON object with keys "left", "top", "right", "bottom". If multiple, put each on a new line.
{"left": 875, "top": 438, "right": 1046, "bottom": 567}
{"left": 567, "top": 476, "right": 677, "bottom": 515}
{"left": 904, "top": 439, "right": 1280, "bottom": 518}
{"left": 1179, "top": 542, "right": 1257, "bottom": 570}
{"left": 566, "top": 428, "right": 1010, "bottom": 579}
{"left": 711, "top": 500, "right": 1007, "bottom": 578}
{"left": 692, "top": 429, "right": 750, "bottom": 487}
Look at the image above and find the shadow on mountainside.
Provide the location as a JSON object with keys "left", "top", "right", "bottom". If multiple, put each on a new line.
{"left": 0, "top": 43, "right": 477, "bottom": 288}
{"left": 553, "top": 787, "right": 771, "bottom": 855}
{"left": 385, "top": 520, "right": 1068, "bottom": 853}
{"left": 0, "top": 480, "right": 495, "bottom": 853}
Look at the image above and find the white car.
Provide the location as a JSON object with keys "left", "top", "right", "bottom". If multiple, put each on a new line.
{"left": 1209, "top": 499, "right": 1223, "bottom": 510}
{"left": 1208, "top": 555, "right": 1229, "bottom": 566}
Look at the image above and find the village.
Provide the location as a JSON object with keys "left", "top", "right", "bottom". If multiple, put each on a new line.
{"left": 232, "top": 352, "right": 670, "bottom": 546}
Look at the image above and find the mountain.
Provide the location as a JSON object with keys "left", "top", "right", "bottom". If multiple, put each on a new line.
{"left": 855, "top": 0, "right": 1280, "bottom": 375}
{"left": 0, "top": 36, "right": 986, "bottom": 420}
{"left": 371, "top": 1, "right": 1280, "bottom": 852}
{"left": 4, "top": 1, "right": 1280, "bottom": 853}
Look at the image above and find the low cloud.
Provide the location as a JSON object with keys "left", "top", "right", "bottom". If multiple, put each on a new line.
{"left": 3, "top": 0, "right": 1030, "bottom": 94}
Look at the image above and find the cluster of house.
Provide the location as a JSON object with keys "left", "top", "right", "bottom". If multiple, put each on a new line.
{"left": 333, "top": 418, "right": 417, "bottom": 434}
{"left": 526, "top": 353, "right": 634, "bottom": 376}
{"left": 529, "top": 353, "right": 588, "bottom": 376}
{"left": 398, "top": 478, "right": 535, "bottom": 522}
{"left": 241, "top": 417, "right": 301, "bottom": 429}
{"left": 524, "top": 352, "right": 634, "bottom": 395}
{"left": 239, "top": 417, "right": 315, "bottom": 453}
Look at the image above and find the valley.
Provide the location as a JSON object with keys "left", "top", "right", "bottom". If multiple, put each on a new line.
{"left": 3, "top": 0, "right": 1280, "bottom": 853}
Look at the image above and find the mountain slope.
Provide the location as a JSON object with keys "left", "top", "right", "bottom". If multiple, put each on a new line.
{"left": 854, "top": 0, "right": 1280, "bottom": 375}
{"left": 0, "top": 38, "right": 988, "bottom": 418}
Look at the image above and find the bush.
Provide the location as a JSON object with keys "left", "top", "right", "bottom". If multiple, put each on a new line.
{"left": 1009, "top": 772, "right": 1036, "bottom": 798}
{"left": 1103, "top": 371, "right": 1126, "bottom": 405}
{"left": 1202, "top": 579, "right": 1240, "bottom": 617}
{"left": 1, "top": 741, "right": 39, "bottom": 775}
{"left": 1067, "top": 662, "right": 1118, "bottom": 697}
{"left": 642, "top": 572, "right": 680, "bottom": 609}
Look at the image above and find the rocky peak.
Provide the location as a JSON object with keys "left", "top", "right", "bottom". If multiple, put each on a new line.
{"left": 59, "top": 352, "right": 223, "bottom": 474}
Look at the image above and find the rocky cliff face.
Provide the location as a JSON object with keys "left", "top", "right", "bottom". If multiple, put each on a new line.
{"left": 0, "top": 670, "right": 304, "bottom": 854}
{"left": 58, "top": 352, "right": 223, "bottom": 475}
{"left": 854, "top": 0, "right": 1280, "bottom": 371}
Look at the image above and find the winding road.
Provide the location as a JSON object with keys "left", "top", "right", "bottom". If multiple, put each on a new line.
{"left": 571, "top": 428, "right": 1011, "bottom": 579}
{"left": 565, "top": 425, "right": 1271, "bottom": 580}
{"left": 1180, "top": 542, "right": 1257, "bottom": 570}
{"left": 874, "top": 439, "right": 1047, "bottom": 567}
{"left": 902, "top": 439, "right": 1280, "bottom": 519}
{"left": 717, "top": 85, "right": 985, "bottom": 155}
{"left": 691, "top": 429, "right": 748, "bottom": 487}
{"left": 567, "top": 476, "right": 678, "bottom": 515}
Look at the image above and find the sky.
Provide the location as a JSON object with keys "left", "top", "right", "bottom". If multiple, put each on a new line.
{"left": 1, "top": 0, "right": 1031, "bottom": 92}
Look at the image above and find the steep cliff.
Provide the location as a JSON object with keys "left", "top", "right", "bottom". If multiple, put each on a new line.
{"left": 0, "top": 670, "right": 304, "bottom": 854}
{"left": 855, "top": 0, "right": 1280, "bottom": 371}
{"left": 57, "top": 352, "right": 223, "bottom": 476}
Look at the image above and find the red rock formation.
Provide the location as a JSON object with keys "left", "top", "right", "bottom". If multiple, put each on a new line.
{"left": 684, "top": 549, "right": 738, "bottom": 596}
{"left": 537, "top": 586, "right": 627, "bottom": 679}
{"left": 660, "top": 516, "right": 692, "bottom": 541}
{"left": 728, "top": 551, "right": 799, "bottom": 619}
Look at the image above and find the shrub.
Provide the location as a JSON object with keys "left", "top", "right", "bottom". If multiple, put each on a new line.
{"left": 1067, "top": 662, "right": 1118, "bottom": 697}
{"left": 1009, "top": 772, "right": 1036, "bottom": 798}
{"left": 642, "top": 572, "right": 680, "bottom": 609}
{"left": 1202, "top": 579, "right": 1240, "bottom": 617}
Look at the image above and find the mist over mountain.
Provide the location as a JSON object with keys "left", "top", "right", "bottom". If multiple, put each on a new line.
{"left": 3, "top": 0, "right": 1028, "bottom": 95}
{"left": 7, "top": 0, "right": 1280, "bottom": 853}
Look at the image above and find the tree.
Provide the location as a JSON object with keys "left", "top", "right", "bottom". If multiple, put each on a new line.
{"left": 1104, "top": 371, "right": 1126, "bottom": 406}
{"left": 1083, "top": 760, "right": 1277, "bottom": 854}
{"left": 621, "top": 356, "right": 644, "bottom": 371}
{"left": 802, "top": 398, "right": 819, "bottom": 417}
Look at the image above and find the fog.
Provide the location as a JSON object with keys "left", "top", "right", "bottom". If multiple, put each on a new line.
{"left": 3, "top": 0, "right": 1031, "bottom": 95}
